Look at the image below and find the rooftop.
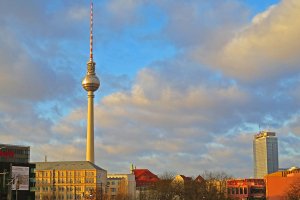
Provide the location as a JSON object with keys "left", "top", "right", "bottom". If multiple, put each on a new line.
{"left": 254, "top": 131, "right": 276, "bottom": 139}
{"left": 0, "top": 143, "right": 30, "bottom": 149}
{"left": 35, "top": 161, "right": 106, "bottom": 171}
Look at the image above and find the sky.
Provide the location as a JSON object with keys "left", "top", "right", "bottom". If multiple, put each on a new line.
{"left": 0, "top": 0, "right": 299, "bottom": 178}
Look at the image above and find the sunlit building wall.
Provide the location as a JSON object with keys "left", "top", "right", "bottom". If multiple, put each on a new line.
{"left": 35, "top": 161, "right": 106, "bottom": 200}
{"left": 107, "top": 174, "right": 136, "bottom": 200}
{"left": 253, "top": 131, "right": 279, "bottom": 178}
{"left": 265, "top": 167, "right": 300, "bottom": 200}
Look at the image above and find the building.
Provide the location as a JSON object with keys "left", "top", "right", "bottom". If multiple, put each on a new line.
{"left": 35, "top": 161, "right": 107, "bottom": 200}
{"left": 253, "top": 131, "right": 279, "bottom": 178}
{"left": 172, "top": 175, "right": 193, "bottom": 200}
{"left": 265, "top": 167, "right": 300, "bottom": 200}
{"left": 172, "top": 174, "right": 193, "bottom": 189}
{"left": 0, "top": 144, "right": 35, "bottom": 200}
{"left": 132, "top": 168, "right": 159, "bottom": 188}
{"left": 172, "top": 175, "right": 192, "bottom": 184}
{"left": 194, "top": 175, "right": 205, "bottom": 183}
{"left": 132, "top": 168, "right": 159, "bottom": 199}
{"left": 107, "top": 173, "right": 136, "bottom": 200}
{"left": 226, "top": 178, "right": 266, "bottom": 200}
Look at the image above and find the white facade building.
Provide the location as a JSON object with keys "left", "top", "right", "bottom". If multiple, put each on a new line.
{"left": 253, "top": 131, "right": 279, "bottom": 178}
{"left": 107, "top": 173, "right": 136, "bottom": 200}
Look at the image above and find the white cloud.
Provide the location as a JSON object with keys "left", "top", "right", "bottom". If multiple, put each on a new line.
{"left": 214, "top": 0, "right": 300, "bottom": 82}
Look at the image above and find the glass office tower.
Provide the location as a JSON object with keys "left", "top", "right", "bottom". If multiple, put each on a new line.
{"left": 253, "top": 131, "right": 279, "bottom": 178}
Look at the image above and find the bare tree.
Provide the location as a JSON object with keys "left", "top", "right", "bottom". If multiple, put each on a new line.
{"left": 202, "top": 171, "right": 232, "bottom": 200}
{"left": 140, "top": 171, "right": 232, "bottom": 200}
{"left": 286, "top": 178, "right": 300, "bottom": 200}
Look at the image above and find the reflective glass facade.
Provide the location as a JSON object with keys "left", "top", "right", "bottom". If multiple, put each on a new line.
{"left": 253, "top": 131, "right": 279, "bottom": 178}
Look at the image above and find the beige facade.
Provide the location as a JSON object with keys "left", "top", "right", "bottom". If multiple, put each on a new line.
{"left": 107, "top": 174, "right": 136, "bottom": 200}
{"left": 35, "top": 161, "right": 106, "bottom": 200}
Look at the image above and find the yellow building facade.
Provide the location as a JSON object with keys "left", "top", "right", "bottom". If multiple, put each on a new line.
{"left": 35, "top": 161, "right": 107, "bottom": 200}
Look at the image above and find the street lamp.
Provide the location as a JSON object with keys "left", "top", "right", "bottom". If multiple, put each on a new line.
{"left": 0, "top": 169, "right": 7, "bottom": 189}
{"left": 15, "top": 176, "right": 19, "bottom": 200}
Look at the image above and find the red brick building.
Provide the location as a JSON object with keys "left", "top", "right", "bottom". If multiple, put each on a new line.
{"left": 265, "top": 167, "right": 300, "bottom": 200}
{"left": 132, "top": 168, "right": 160, "bottom": 199}
{"left": 226, "top": 178, "right": 266, "bottom": 200}
{"left": 132, "top": 169, "right": 159, "bottom": 188}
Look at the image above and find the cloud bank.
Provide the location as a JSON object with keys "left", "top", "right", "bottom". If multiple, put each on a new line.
{"left": 0, "top": 0, "right": 299, "bottom": 177}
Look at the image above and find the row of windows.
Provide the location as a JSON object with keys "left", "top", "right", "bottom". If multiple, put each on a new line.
{"left": 227, "top": 187, "right": 248, "bottom": 195}
{"left": 107, "top": 181, "right": 120, "bottom": 185}
{"left": 8, "top": 149, "right": 30, "bottom": 155}
{"left": 36, "top": 178, "right": 95, "bottom": 184}
{"left": 35, "top": 194, "right": 80, "bottom": 200}
{"left": 0, "top": 158, "right": 29, "bottom": 163}
{"left": 37, "top": 186, "right": 84, "bottom": 192}
{"left": 37, "top": 171, "right": 95, "bottom": 177}
{"left": 228, "top": 187, "right": 265, "bottom": 195}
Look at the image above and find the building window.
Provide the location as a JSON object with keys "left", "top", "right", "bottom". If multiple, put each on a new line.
{"left": 227, "top": 188, "right": 231, "bottom": 195}
{"left": 244, "top": 187, "right": 248, "bottom": 194}
{"left": 240, "top": 187, "right": 243, "bottom": 194}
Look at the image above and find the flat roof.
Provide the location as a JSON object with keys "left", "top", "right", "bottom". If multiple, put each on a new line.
{"left": 0, "top": 143, "right": 30, "bottom": 148}
{"left": 254, "top": 131, "right": 276, "bottom": 139}
{"left": 35, "top": 161, "right": 106, "bottom": 171}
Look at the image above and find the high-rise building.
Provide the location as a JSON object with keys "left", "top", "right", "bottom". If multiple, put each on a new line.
{"left": 253, "top": 131, "right": 279, "bottom": 178}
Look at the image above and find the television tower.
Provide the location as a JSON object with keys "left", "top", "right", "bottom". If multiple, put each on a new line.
{"left": 82, "top": 0, "right": 100, "bottom": 163}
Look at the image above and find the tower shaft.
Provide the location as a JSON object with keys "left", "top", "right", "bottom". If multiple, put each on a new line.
{"left": 86, "top": 91, "right": 95, "bottom": 163}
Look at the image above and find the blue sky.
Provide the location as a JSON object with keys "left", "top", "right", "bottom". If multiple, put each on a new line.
{"left": 0, "top": 0, "right": 299, "bottom": 178}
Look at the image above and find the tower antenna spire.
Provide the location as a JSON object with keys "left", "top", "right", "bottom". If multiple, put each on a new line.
{"left": 89, "top": 0, "right": 94, "bottom": 61}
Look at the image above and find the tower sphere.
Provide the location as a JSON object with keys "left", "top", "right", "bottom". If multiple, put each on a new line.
{"left": 82, "top": 75, "right": 100, "bottom": 92}
{"left": 82, "top": 60, "right": 100, "bottom": 92}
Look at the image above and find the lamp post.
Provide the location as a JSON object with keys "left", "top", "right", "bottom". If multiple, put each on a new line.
{"left": 0, "top": 169, "right": 7, "bottom": 189}
{"left": 15, "top": 176, "right": 19, "bottom": 200}
{"left": 0, "top": 146, "right": 11, "bottom": 194}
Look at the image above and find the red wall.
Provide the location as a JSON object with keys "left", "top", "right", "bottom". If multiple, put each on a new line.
{"left": 265, "top": 174, "right": 300, "bottom": 200}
